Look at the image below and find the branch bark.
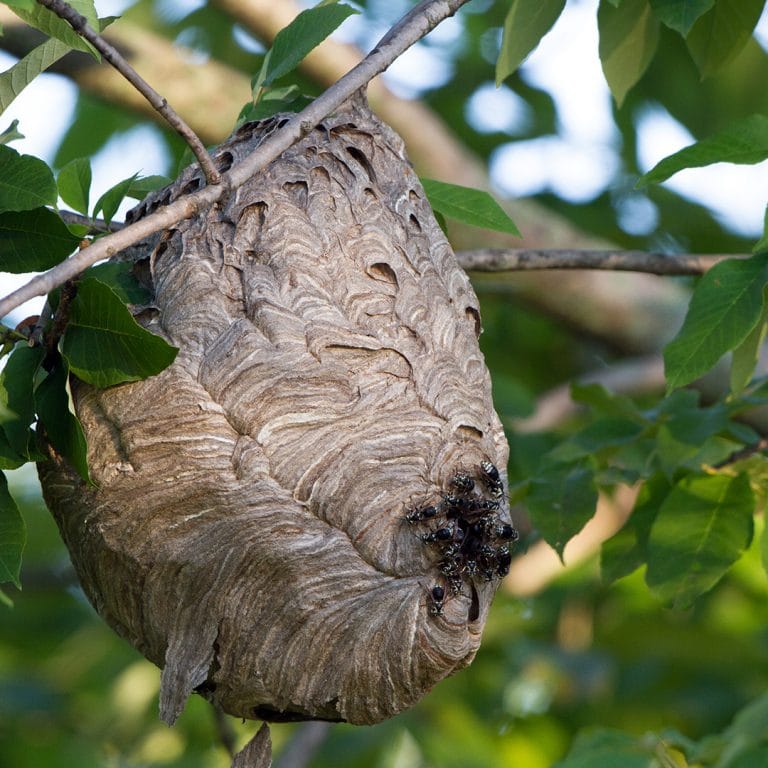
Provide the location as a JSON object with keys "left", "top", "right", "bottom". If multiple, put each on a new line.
{"left": 457, "top": 249, "right": 744, "bottom": 276}
{"left": 35, "top": 0, "right": 220, "bottom": 185}
{"left": 0, "top": 0, "right": 471, "bottom": 320}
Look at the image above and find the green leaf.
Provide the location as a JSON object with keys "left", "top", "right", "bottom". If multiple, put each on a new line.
{"left": 526, "top": 463, "right": 598, "bottom": 558}
{"left": 238, "top": 86, "right": 314, "bottom": 125}
{"left": 549, "top": 418, "right": 645, "bottom": 462}
{"left": 2, "top": 0, "right": 35, "bottom": 10}
{"left": 255, "top": 3, "right": 357, "bottom": 91}
{"left": 663, "top": 254, "right": 768, "bottom": 391}
{"left": 571, "top": 382, "right": 645, "bottom": 420}
{"left": 0, "top": 36, "right": 72, "bottom": 117}
{"left": 420, "top": 179, "right": 520, "bottom": 236}
{"left": 0, "top": 145, "right": 57, "bottom": 213}
{"left": 57, "top": 157, "right": 92, "bottom": 216}
{"left": 648, "top": 0, "right": 714, "bottom": 36}
{"left": 92, "top": 173, "right": 139, "bottom": 225}
{"left": 0, "top": 344, "right": 44, "bottom": 459}
{"left": 0, "top": 472, "right": 24, "bottom": 589}
{"left": 128, "top": 175, "right": 172, "bottom": 201}
{"left": 686, "top": 0, "right": 764, "bottom": 78}
{"left": 10, "top": 0, "right": 100, "bottom": 59}
{"left": 601, "top": 473, "right": 668, "bottom": 584}
{"left": 646, "top": 473, "right": 754, "bottom": 609}
{"left": 730, "top": 306, "right": 768, "bottom": 396}
{"left": 637, "top": 114, "right": 768, "bottom": 188}
{"left": 61, "top": 277, "right": 178, "bottom": 388}
{"left": 754, "top": 205, "right": 768, "bottom": 254}
{"left": 35, "top": 361, "right": 90, "bottom": 483}
{"left": 495, "top": 0, "right": 567, "bottom": 83}
{"left": 0, "top": 120, "right": 24, "bottom": 145}
{"left": 83, "top": 262, "right": 150, "bottom": 304}
{"left": 554, "top": 727, "right": 655, "bottom": 768}
{"left": 598, "top": 0, "right": 660, "bottom": 107}
{"left": 0, "top": 207, "right": 80, "bottom": 273}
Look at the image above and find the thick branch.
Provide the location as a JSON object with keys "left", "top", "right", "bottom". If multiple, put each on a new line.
{"left": 35, "top": 0, "right": 220, "bottom": 185}
{"left": 457, "top": 249, "right": 744, "bottom": 276}
{"left": 0, "top": 0, "right": 470, "bottom": 320}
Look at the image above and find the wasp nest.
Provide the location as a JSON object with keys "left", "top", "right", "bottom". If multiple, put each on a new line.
{"left": 38, "top": 96, "right": 515, "bottom": 727}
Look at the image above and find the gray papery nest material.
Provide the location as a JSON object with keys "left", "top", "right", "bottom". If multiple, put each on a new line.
{"left": 38, "top": 96, "right": 513, "bottom": 733}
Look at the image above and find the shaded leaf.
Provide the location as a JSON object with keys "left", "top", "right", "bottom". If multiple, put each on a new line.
{"left": 601, "top": 473, "right": 668, "bottom": 584}
{"left": 637, "top": 114, "right": 768, "bottom": 188}
{"left": 646, "top": 473, "right": 754, "bottom": 609}
{"left": 0, "top": 36, "right": 71, "bottom": 117}
{"left": 0, "top": 120, "right": 24, "bottom": 145}
{"left": 526, "top": 463, "right": 598, "bottom": 558}
{"left": 61, "top": 277, "right": 177, "bottom": 388}
{"left": 730, "top": 305, "right": 768, "bottom": 395}
{"left": 598, "top": 0, "right": 660, "bottom": 107}
{"left": 83, "top": 262, "right": 151, "bottom": 304}
{"left": 255, "top": 3, "right": 357, "bottom": 91}
{"left": 571, "top": 382, "right": 645, "bottom": 420}
{"left": 0, "top": 207, "right": 80, "bottom": 273}
{"left": 648, "top": 0, "right": 714, "bottom": 35}
{"left": 554, "top": 727, "right": 655, "bottom": 768}
{"left": 92, "top": 172, "right": 138, "bottom": 225}
{"left": 0, "top": 344, "right": 44, "bottom": 459}
{"left": 496, "top": 0, "right": 567, "bottom": 83}
{"left": 11, "top": 0, "right": 100, "bottom": 59}
{"left": 57, "top": 157, "right": 91, "bottom": 216}
{"left": 34, "top": 361, "right": 90, "bottom": 483}
{"left": 686, "top": 0, "right": 764, "bottom": 78}
{"left": 754, "top": 205, "right": 768, "bottom": 254}
{"left": 664, "top": 254, "right": 768, "bottom": 391}
{"left": 128, "top": 175, "right": 172, "bottom": 201}
{"left": 421, "top": 179, "right": 520, "bottom": 236}
{"left": 0, "top": 472, "right": 24, "bottom": 589}
{"left": 0, "top": 145, "right": 57, "bottom": 213}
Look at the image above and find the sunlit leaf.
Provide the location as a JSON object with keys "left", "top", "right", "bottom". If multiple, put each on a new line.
{"left": 0, "top": 145, "right": 57, "bottom": 213}
{"left": 664, "top": 254, "right": 768, "bottom": 391}
{"left": 11, "top": 0, "right": 100, "bottom": 59}
{"left": 598, "top": 0, "right": 660, "bottom": 107}
{"left": 686, "top": 0, "right": 764, "bottom": 78}
{"left": 61, "top": 277, "right": 178, "bottom": 388}
{"left": 646, "top": 472, "right": 754, "bottom": 609}
{"left": 421, "top": 179, "right": 520, "bottom": 236}
{"left": 92, "top": 173, "right": 138, "bottom": 225}
{"left": 57, "top": 157, "right": 92, "bottom": 216}
{"left": 496, "top": 0, "right": 567, "bottom": 83}
{"left": 648, "top": 0, "right": 714, "bottom": 36}
{"left": 637, "top": 114, "right": 768, "bottom": 187}
{"left": 0, "top": 36, "right": 72, "bottom": 117}
{"left": 0, "top": 207, "right": 80, "bottom": 273}
{"left": 254, "top": 3, "right": 357, "bottom": 92}
{"left": 0, "top": 472, "right": 24, "bottom": 589}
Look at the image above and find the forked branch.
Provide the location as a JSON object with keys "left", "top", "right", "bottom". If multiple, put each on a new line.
{"left": 0, "top": 0, "right": 471, "bottom": 320}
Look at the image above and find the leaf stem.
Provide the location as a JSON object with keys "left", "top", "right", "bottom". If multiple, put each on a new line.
{"left": 34, "top": 0, "right": 221, "bottom": 186}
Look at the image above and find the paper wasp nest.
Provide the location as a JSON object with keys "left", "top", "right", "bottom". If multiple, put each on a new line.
{"left": 38, "top": 97, "right": 514, "bottom": 726}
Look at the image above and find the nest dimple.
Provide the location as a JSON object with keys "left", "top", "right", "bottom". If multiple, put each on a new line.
{"left": 37, "top": 96, "right": 514, "bottom": 726}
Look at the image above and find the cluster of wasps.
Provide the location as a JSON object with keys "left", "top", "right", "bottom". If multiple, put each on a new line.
{"left": 405, "top": 461, "right": 519, "bottom": 617}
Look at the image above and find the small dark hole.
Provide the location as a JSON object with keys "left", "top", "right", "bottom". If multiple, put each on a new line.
{"left": 466, "top": 307, "right": 481, "bottom": 337}
{"left": 216, "top": 151, "right": 234, "bottom": 173}
{"left": 409, "top": 214, "right": 422, "bottom": 232}
{"left": 345, "top": 145, "right": 377, "bottom": 183}
{"left": 181, "top": 177, "right": 201, "bottom": 196}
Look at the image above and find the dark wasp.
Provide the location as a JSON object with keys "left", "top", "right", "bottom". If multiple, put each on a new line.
{"left": 479, "top": 460, "right": 504, "bottom": 499}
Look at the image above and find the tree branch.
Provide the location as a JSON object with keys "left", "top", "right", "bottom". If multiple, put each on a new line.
{"left": 0, "top": 0, "right": 471, "bottom": 320}
{"left": 34, "top": 0, "right": 221, "bottom": 186}
{"left": 457, "top": 249, "right": 744, "bottom": 276}
{"left": 59, "top": 210, "right": 123, "bottom": 233}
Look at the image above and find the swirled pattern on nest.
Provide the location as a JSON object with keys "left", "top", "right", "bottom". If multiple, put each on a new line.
{"left": 38, "top": 96, "right": 514, "bottom": 726}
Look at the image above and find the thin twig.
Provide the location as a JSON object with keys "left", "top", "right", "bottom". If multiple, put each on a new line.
{"left": 274, "top": 722, "right": 332, "bottom": 768}
{"left": 0, "top": 0, "right": 470, "bottom": 320}
{"left": 211, "top": 705, "right": 238, "bottom": 759}
{"left": 712, "top": 438, "right": 768, "bottom": 469}
{"left": 59, "top": 210, "right": 124, "bottom": 233}
{"left": 35, "top": 0, "right": 220, "bottom": 186}
{"left": 457, "top": 248, "right": 745, "bottom": 276}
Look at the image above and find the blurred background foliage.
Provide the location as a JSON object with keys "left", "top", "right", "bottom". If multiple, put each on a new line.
{"left": 2, "top": 0, "right": 768, "bottom": 765}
